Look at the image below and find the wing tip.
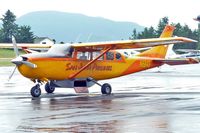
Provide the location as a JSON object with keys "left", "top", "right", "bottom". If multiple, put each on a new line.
{"left": 176, "top": 37, "right": 198, "bottom": 43}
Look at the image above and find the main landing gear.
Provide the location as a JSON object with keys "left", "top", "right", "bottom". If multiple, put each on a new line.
{"left": 101, "top": 83, "right": 112, "bottom": 94}
{"left": 45, "top": 82, "right": 55, "bottom": 93}
{"left": 30, "top": 82, "right": 55, "bottom": 97}
{"left": 87, "top": 78, "right": 112, "bottom": 95}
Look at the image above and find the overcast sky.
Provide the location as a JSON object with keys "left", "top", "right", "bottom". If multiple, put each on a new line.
{"left": 0, "top": 0, "right": 199, "bottom": 29}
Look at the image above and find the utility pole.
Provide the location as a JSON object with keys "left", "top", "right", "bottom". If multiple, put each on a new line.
{"left": 194, "top": 15, "right": 200, "bottom": 49}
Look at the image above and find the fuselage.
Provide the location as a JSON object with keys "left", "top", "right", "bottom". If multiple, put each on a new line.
{"left": 16, "top": 50, "right": 162, "bottom": 81}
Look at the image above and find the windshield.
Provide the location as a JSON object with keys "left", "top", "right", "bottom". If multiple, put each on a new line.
{"left": 47, "top": 44, "right": 74, "bottom": 57}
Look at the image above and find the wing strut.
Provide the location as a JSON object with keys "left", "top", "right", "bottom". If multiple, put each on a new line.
{"left": 68, "top": 47, "right": 113, "bottom": 79}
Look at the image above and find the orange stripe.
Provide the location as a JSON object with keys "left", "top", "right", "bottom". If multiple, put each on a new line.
{"left": 122, "top": 59, "right": 162, "bottom": 76}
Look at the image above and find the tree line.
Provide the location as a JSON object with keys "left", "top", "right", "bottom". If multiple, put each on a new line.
{"left": 0, "top": 10, "right": 35, "bottom": 43}
{"left": 130, "top": 17, "right": 199, "bottom": 50}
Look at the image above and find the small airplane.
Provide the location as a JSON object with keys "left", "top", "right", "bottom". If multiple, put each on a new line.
{"left": 0, "top": 25, "right": 198, "bottom": 97}
{"left": 174, "top": 49, "right": 200, "bottom": 59}
{"left": 163, "top": 43, "right": 200, "bottom": 59}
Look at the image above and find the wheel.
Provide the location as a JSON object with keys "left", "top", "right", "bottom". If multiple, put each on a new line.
{"left": 31, "top": 84, "right": 41, "bottom": 97}
{"left": 101, "top": 83, "right": 112, "bottom": 94}
{"left": 45, "top": 82, "right": 55, "bottom": 93}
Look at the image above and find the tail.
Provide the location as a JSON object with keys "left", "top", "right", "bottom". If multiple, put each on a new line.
{"left": 138, "top": 25, "right": 175, "bottom": 58}
{"left": 165, "top": 44, "right": 176, "bottom": 59}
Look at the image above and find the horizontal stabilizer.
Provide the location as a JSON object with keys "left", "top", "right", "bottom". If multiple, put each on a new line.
{"left": 153, "top": 58, "right": 199, "bottom": 65}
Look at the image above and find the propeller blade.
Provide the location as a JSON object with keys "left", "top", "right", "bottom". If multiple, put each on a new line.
{"left": 11, "top": 35, "right": 19, "bottom": 57}
{"left": 21, "top": 61, "right": 37, "bottom": 68}
{"left": 8, "top": 66, "right": 17, "bottom": 81}
{"left": 11, "top": 56, "right": 37, "bottom": 68}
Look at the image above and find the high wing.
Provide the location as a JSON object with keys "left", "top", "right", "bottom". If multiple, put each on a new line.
{"left": 0, "top": 43, "right": 52, "bottom": 49}
{"left": 0, "top": 37, "right": 196, "bottom": 51}
{"left": 72, "top": 37, "right": 197, "bottom": 51}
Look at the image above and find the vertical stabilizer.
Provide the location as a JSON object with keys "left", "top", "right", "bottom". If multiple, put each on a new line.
{"left": 165, "top": 44, "right": 176, "bottom": 59}
{"left": 138, "top": 25, "right": 175, "bottom": 58}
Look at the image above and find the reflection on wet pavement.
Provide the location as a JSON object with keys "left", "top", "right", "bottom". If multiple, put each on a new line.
{"left": 1, "top": 65, "right": 200, "bottom": 132}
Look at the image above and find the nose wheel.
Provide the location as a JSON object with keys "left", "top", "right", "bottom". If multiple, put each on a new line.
{"left": 30, "top": 84, "right": 41, "bottom": 97}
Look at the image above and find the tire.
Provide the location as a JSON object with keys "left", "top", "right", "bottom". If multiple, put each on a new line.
{"left": 101, "top": 83, "right": 112, "bottom": 94}
{"left": 31, "top": 85, "right": 41, "bottom": 97}
{"left": 45, "top": 82, "right": 55, "bottom": 93}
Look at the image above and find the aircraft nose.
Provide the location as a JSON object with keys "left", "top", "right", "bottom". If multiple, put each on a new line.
{"left": 11, "top": 56, "right": 23, "bottom": 66}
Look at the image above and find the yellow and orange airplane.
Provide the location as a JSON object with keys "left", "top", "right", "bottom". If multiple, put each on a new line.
{"left": 0, "top": 25, "right": 198, "bottom": 97}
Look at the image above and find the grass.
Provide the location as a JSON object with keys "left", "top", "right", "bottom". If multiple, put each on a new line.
{"left": 0, "top": 49, "right": 25, "bottom": 66}
{"left": 0, "top": 58, "right": 13, "bottom": 66}
{"left": 0, "top": 49, "right": 16, "bottom": 58}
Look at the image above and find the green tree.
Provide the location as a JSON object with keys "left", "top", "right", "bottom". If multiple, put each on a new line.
{"left": 137, "top": 26, "right": 157, "bottom": 39}
{"left": 198, "top": 23, "right": 200, "bottom": 49}
{"left": 0, "top": 10, "right": 35, "bottom": 43}
{"left": 173, "top": 24, "right": 198, "bottom": 49}
{"left": 147, "top": 26, "right": 156, "bottom": 38}
{"left": 1, "top": 10, "right": 18, "bottom": 43}
{"left": 156, "top": 17, "right": 169, "bottom": 37}
{"left": 130, "top": 16, "right": 199, "bottom": 49}
{"left": 16, "top": 25, "right": 35, "bottom": 43}
{"left": 0, "top": 29, "right": 3, "bottom": 42}
{"left": 130, "top": 28, "right": 138, "bottom": 39}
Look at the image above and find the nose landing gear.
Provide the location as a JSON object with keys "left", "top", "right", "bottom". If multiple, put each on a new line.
{"left": 30, "top": 81, "right": 55, "bottom": 97}
{"left": 30, "top": 84, "right": 41, "bottom": 97}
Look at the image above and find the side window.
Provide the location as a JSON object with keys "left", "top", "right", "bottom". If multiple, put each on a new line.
{"left": 106, "top": 52, "right": 114, "bottom": 60}
{"left": 77, "top": 52, "right": 90, "bottom": 60}
{"left": 93, "top": 51, "right": 103, "bottom": 60}
{"left": 116, "top": 52, "right": 122, "bottom": 60}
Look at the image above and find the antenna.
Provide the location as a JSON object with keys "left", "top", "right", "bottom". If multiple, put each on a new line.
{"left": 86, "top": 33, "right": 93, "bottom": 42}
{"left": 74, "top": 34, "right": 82, "bottom": 43}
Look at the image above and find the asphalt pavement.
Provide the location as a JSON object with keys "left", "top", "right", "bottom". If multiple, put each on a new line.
{"left": 1, "top": 65, "right": 200, "bottom": 133}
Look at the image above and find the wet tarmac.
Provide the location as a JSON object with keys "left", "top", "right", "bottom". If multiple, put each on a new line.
{"left": 1, "top": 64, "right": 200, "bottom": 133}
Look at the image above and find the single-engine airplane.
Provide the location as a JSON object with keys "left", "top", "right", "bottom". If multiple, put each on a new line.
{"left": 0, "top": 25, "right": 198, "bottom": 97}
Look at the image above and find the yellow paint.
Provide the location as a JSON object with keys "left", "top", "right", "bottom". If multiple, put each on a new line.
{"left": 17, "top": 56, "right": 162, "bottom": 81}
{"left": 140, "top": 60, "right": 151, "bottom": 68}
{"left": 138, "top": 25, "right": 175, "bottom": 58}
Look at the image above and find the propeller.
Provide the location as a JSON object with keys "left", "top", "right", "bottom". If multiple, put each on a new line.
{"left": 12, "top": 35, "right": 19, "bottom": 57}
{"left": 8, "top": 36, "right": 37, "bottom": 81}
{"left": 8, "top": 36, "right": 18, "bottom": 81}
{"left": 8, "top": 66, "right": 17, "bottom": 81}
